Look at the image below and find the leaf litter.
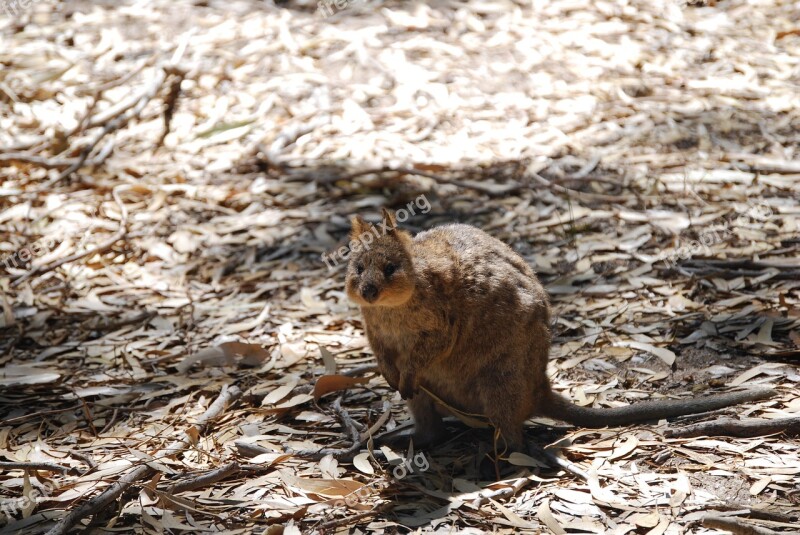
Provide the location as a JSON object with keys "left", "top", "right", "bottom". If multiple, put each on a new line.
{"left": 1, "top": 0, "right": 799, "bottom": 533}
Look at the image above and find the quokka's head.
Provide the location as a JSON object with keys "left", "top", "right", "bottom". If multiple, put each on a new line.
{"left": 346, "top": 208, "right": 415, "bottom": 307}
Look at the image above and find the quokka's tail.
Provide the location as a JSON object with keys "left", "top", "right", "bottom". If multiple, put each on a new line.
{"left": 541, "top": 388, "right": 775, "bottom": 428}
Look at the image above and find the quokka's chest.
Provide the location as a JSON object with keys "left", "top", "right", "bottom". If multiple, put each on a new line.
{"left": 364, "top": 315, "right": 415, "bottom": 350}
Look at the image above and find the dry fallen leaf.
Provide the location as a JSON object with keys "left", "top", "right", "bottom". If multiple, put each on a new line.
{"left": 176, "top": 342, "right": 270, "bottom": 372}
{"left": 312, "top": 375, "right": 370, "bottom": 401}
{"left": 612, "top": 341, "right": 676, "bottom": 366}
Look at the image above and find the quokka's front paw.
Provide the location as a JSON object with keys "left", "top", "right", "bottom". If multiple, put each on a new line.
{"left": 398, "top": 372, "right": 418, "bottom": 400}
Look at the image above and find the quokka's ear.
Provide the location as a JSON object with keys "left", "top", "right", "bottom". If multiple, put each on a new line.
{"left": 381, "top": 208, "right": 397, "bottom": 231}
{"left": 350, "top": 215, "right": 369, "bottom": 238}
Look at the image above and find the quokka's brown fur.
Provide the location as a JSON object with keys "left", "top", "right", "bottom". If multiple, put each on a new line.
{"left": 345, "top": 209, "right": 775, "bottom": 452}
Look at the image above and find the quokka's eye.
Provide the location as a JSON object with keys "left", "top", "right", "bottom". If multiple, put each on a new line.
{"left": 356, "top": 264, "right": 365, "bottom": 275}
{"left": 383, "top": 264, "right": 396, "bottom": 277}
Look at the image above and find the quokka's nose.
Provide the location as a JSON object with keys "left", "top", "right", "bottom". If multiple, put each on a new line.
{"left": 362, "top": 284, "right": 378, "bottom": 302}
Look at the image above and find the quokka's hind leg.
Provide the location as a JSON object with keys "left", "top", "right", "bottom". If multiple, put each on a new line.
{"left": 478, "top": 369, "right": 528, "bottom": 453}
{"left": 487, "top": 412, "right": 525, "bottom": 454}
{"left": 408, "top": 391, "right": 447, "bottom": 447}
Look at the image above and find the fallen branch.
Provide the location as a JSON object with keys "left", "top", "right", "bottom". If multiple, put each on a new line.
{"left": 724, "top": 153, "right": 800, "bottom": 174}
{"left": 701, "top": 515, "right": 797, "bottom": 535}
{"left": 42, "top": 67, "right": 166, "bottom": 190}
{"left": 309, "top": 165, "right": 522, "bottom": 196}
{"left": 710, "top": 505, "right": 799, "bottom": 524}
{"left": 665, "top": 417, "right": 800, "bottom": 439}
{"left": 677, "top": 265, "right": 800, "bottom": 281}
{"left": 89, "top": 310, "right": 156, "bottom": 334}
{"left": 0, "top": 153, "right": 80, "bottom": 169}
{"left": 167, "top": 462, "right": 240, "bottom": 494}
{"left": 287, "top": 400, "right": 392, "bottom": 461}
{"left": 315, "top": 503, "right": 392, "bottom": 532}
{"left": 470, "top": 475, "right": 530, "bottom": 508}
{"left": 13, "top": 186, "right": 130, "bottom": 287}
{"left": 332, "top": 396, "right": 363, "bottom": 443}
{"left": 156, "top": 66, "right": 187, "bottom": 148}
{"left": 541, "top": 449, "right": 588, "bottom": 482}
{"left": 0, "top": 462, "right": 73, "bottom": 474}
{"left": 529, "top": 171, "right": 630, "bottom": 203}
{"left": 33, "top": 34, "right": 190, "bottom": 191}
{"left": 44, "top": 384, "right": 242, "bottom": 535}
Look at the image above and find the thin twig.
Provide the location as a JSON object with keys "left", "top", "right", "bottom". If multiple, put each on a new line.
{"left": 332, "top": 396, "right": 362, "bottom": 444}
{"left": 37, "top": 65, "right": 168, "bottom": 191}
{"left": 13, "top": 186, "right": 130, "bottom": 287}
{"left": 156, "top": 66, "right": 186, "bottom": 148}
{"left": 288, "top": 401, "right": 392, "bottom": 461}
{"left": 0, "top": 462, "right": 73, "bottom": 474}
{"left": 315, "top": 503, "right": 392, "bottom": 532}
{"left": 44, "top": 385, "right": 242, "bottom": 535}
{"left": 470, "top": 476, "right": 531, "bottom": 508}
{"left": 0, "top": 153, "right": 78, "bottom": 169}
{"left": 166, "top": 462, "right": 240, "bottom": 494}
{"left": 540, "top": 448, "right": 588, "bottom": 481}
{"left": 702, "top": 515, "right": 794, "bottom": 535}
{"left": 529, "top": 172, "right": 630, "bottom": 202}
{"left": 337, "top": 165, "right": 522, "bottom": 196}
{"left": 665, "top": 417, "right": 800, "bottom": 439}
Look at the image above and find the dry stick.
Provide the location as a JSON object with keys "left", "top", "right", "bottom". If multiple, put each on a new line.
{"left": 665, "top": 417, "right": 800, "bottom": 439}
{"left": 90, "top": 310, "right": 156, "bottom": 333}
{"left": 529, "top": 172, "right": 630, "bottom": 202}
{"left": 682, "top": 259, "right": 798, "bottom": 270}
{"left": 0, "top": 462, "right": 72, "bottom": 474}
{"left": 44, "top": 385, "right": 242, "bottom": 535}
{"left": 315, "top": 503, "right": 392, "bottom": 532}
{"left": 68, "top": 451, "right": 97, "bottom": 471}
{"left": 332, "top": 396, "right": 363, "bottom": 443}
{"left": 723, "top": 153, "right": 800, "bottom": 174}
{"left": 40, "top": 66, "right": 167, "bottom": 192}
{"left": 167, "top": 462, "right": 240, "bottom": 494}
{"left": 288, "top": 401, "right": 392, "bottom": 461}
{"left": 711, "top": 505, "right": 799, "bottom": 525}
{"left": 470, "top": 476, "right": 530, "bottom": 508}
{"left": 332, "top": 165, "right": 521, "bottom": 196}
{"left": 1, "top": 404, "right": 84, "bottom": 426}
{"left": 540, "top": 449, "right": 588, "bottom": 481}
{"left": 78, "top": 57, "right": 153, "bottom": 96}
{"left": 702, "top": 515, "right": 795, "bottom": 535}
{"left": 0, "top": 99, "right": 106, "bottom": 170}
{"left": 0, "top": 153, "right": 79, "bottom": 168}
{"left": 12, "top": 186, "right": 129, "bottom": 287}
{"left": 156, "top": 67, "right": 186, "bottom": 148}
{"left": 359, "top": 401, "right": 392, "bottom": 443}
{"left": 678, "top": 266, "right": 800, "bottom": 281}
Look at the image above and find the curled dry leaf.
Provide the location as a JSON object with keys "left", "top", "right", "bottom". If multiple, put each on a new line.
{"left": 312, "top": 375, "right": 370, "bottom": 401}
{"left": 506, "top": 451, "right": 549, "bottom": 469}
{"left": 176, "top": 342, "right": 270, "bottom": 372}
{"left": 262, "top": 377, "right": 300, "bottom": 406}
{"left": 0, "top": 365, "right": 61, "bottom": 386}
{"left": 352, "top": 452, "right": 375, "bottom": 475}
{"left": 612, "top": 341, "right": 676, "bottom": 366}
{"left": 261, "top": 394, "right": 314, "bottom": 414}
{"left": 281, "top": 471, "right": 366, "bottom": 500}
{"left": 608, "top": 435, "right": 640, "bottom": 461}
{"left": 537, "top": 498, "right": 566, "bottom": 535}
